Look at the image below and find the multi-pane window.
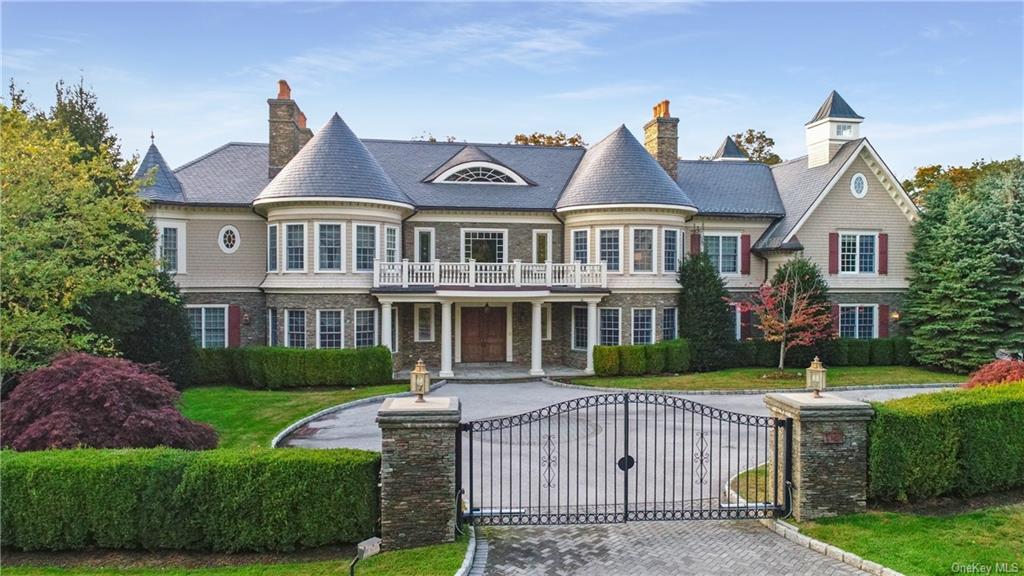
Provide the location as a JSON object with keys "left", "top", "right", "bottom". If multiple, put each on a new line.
{"left": 385, "top": 226, "right": 399, "bottom": 263}
{"left": 160, "top": 227, "right": 178, "bottom": 273}
{"left": 267, "top": 225, "right": 278, "bottom": 272}
{"left": 599, "top": 229, "right": 620, "bottom": 272}
{"left": 267, "top": 308, "right": 278, "bottom": 346}
{"left": 463, "top": 230, "right": 505, "bottom": 263}
{"left": 599, "top": 308, "right": 620, "bottom": 346}
{"left": 632, "top": 308, "right": 653, "bottom": 345}
{"left": 415, "top": 304, "right": 434, "bottom": 342}
{"left": 533, "top": 230, "right": 551, "bottom": 263}
{"left": 286, "top": 310, "right": 306, "bottom": 348}
{"left": 285, "top": 224, "right": 305, "bottom": 271}
{"left": 571, "top": 306, "right": 588, "bottom": 350}
{"left": 187, "top": 306, "right": 226, "bottom": 349}
{"left": 840, "top": 233, "right": 876, "bottom": 274}
{"left": 416, "top": 229, "right": 434, "bottom": 262}
{"left": 662, "top": 307, "right": 678, "bottom": 341}
{"left": 318, "top": 310, "right": 343, "bottom": 349}
{"left": 572, "top": 230, "right": 589, "bottom": 264}
{"left": 355, "top": 309, "right": 378, "bottom": 348}
{"left": 836, "top": 124, "right": 852, "bottom": 137}
{"left": 318, "top": 223, "right": 342, "bottom": 271}
{"left": 632, "top": 228, "right": 655, "bottom": 273}
{"left": 355, "top": 225, "right": 377, "bottom": 272}
{"left": 840, "top": 305, "right": 876, "bottom": 339}
{"left": 704, "top": 234, "right": 739, "bottom": 274}
{"left": 663, "top": 229, "right": 679, "bottom": 273}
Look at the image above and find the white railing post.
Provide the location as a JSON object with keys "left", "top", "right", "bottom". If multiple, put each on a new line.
{"left": 601, "top": 262, "right": 608, "bottom": 287}
{"left": 469, "top": 259, "right": 476, "bottom": 287}
{"left": 401, "top": 259, "right": 409, "bottom": 288}
{"left": 575, "top": 261, "right": 581, "bottom": 289}
{"left": 433, "top": 259, "right": 440, "bottom": 287}
{"left": 514, "top": 259, "right": 522, "bottom": 287}
{"left": 546, "top": 260, "right": 553, "bottom": 286}
{"left": 373, "top": 259, "right": 381, "bottom": 287}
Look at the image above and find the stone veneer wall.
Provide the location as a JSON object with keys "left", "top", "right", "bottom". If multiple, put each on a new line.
{"left": 402, "top": 221, "right": 563, "bottom": 263}
{"left": 182, "top": 291, "right": 267, "bottom": 346}
{"left": 829, "top": 291, "right": 906, "bottom": 336}
{"left": 394, "top": 302, "right": 441, "bottom": 370}
{"left": 264, "top": 293, "right": 379, "bottom": 349}
{"left": 559, "top": 293, "right": 681, "bottom": 368}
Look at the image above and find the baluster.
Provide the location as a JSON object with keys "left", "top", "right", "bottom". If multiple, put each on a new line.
{"left": 513, "top": 260, "right": 522, "bottom": 287}
{"left": 432, "top": 259, "right": 440, "bottom": 287}
{"left": 575, "top": 261, "right": 581, "bottom": 289}
{"left": 399, "top": 259, "right": 408, "bottom": 288}
{"left": 469, "top": 259, "right": 476, "bottom": 287}
{"left": 546, "top": 260, "right": 553, "bottom": 287}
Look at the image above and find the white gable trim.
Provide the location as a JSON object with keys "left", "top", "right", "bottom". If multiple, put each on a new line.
{"left": 782, "top": 139, "right": 918, "bottom": 245}
{"left": 433, "top": 161, "right": 528, "bottom": 186}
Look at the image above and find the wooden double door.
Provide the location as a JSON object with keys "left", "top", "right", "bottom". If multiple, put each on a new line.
{"left": 460, "top": 306, "right": 507, "bottom": 363}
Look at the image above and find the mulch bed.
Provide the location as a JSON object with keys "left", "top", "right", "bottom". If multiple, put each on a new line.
{"left": 1, "top": 545, "right": 356, "bottom": 569}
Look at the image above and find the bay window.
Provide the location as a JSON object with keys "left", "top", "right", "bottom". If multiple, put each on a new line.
{"left": 598, "top": 228, "right": 621, "bottom": 272}
{"left": 285, "top": 223, "right": 305, "bottom": 272}
{"left": 631, "top": 228, "right": 655, "bottom": 273}
{"left": 663, "top": 229, "right": 679, "bottom": 273}
{"left": 572, "top": 230, "right": 589, "bottom": 264}
{"left": 354, "top": 224, "right": 378, "bottom": 272}
{"left": 317, "top": 223, "right": 343, "bottom": 272}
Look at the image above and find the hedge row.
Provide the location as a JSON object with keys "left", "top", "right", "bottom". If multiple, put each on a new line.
{"left": 0, "top": 448, "right": 380, "bottom": 552}
{"left": 594, "top": 339, "right": 690, "bottom": 377}
{"left": 868, "top": 381, "right": 1024, "bottom": 502}
{"left": 196, "top": 346, "right": 392, "bottom": 388}
{"left": 729, "top": 337, "right": 912, "bottom": 369}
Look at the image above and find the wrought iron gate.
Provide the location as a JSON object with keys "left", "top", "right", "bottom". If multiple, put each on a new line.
{"left": 457, "top": 392, "right": 792, "bottom": 526}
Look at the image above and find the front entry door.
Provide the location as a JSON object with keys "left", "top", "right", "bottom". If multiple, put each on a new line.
{"left": 461, "top": 307, "right": 506, "bottom": 362}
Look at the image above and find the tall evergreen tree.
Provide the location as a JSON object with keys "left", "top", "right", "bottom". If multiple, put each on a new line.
{"left": 678, "top": 253, "right": 736, "bottom": 371}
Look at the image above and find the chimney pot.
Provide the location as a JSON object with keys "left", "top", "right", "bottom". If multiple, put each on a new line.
{"left": 653, "top": 99, "right": 671, "bottom": 119}
{"left": 297, "top": 111, "right": 307, "bottom": 129}
{"left": 277, "top": 80, "right": 292, "bottom": 100}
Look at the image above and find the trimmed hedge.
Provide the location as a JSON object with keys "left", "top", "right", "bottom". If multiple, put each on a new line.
{"left": 663, "top": 340, "right": 691, "bottom": 373}
{"left": 870, "top": 338, "right": 894, "bottom": 366}
{"left": 846, "top": 339, "right": 871, "bottom": 367}
{"left": 645, "top": 344, "right": 667, "bottom": 374}
{"left": 892, "top": 336, "right": 912, "bottom": 366}
{"left": 733, "top": 338, "right": 913, "bottom": 369}
{"left": 619, "top": 346, "right": 647, "bottom": 376}
{"left": 196, "top": 346, "right": 392, "bottom": 388}
{"left": 592, "top": 340, "right": 690, "bottom": 377}
{"left": 868, "top": 381, "right": 1024, "bottom": 502}
{"left": 0, "top": 447, "right": 379, "bottom": 552}
{"left": 594, "top": 346, "right": 620, "bottom": 377}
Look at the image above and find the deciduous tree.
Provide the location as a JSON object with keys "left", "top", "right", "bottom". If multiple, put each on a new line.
{"left": 511, "top": 131, "right": 586, "bottom": 147}
{"left": 730, "top": 129, "right": 782, "bottom": 165}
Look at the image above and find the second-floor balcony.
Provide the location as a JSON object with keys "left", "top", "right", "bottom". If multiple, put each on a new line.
{"left": 373, "top": 260, "right": 608, "bottom": 289}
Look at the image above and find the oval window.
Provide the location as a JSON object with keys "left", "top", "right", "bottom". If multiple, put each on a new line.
{"left": 219, "top": 225, "right": 240, "bottom": 254}
{"left": 850, "top": 173, "right": 868, "bottom": 199}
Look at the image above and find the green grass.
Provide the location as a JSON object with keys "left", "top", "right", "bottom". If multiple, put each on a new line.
{"left": 179, "top": 384, "right": 405, "bottom": 448}
{"left": 730, "top": 465, "right": 770, "bottom": 503}
{"left": 572, "top": 366, "right": 965, "bottom": 391}
{"left": 799, "top": 504, "right": 1024, "bottom": 576}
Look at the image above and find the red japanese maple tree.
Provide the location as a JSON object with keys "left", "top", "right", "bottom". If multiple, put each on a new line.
{"left": 738, "top": 276, "right": 834, "bottom": 370}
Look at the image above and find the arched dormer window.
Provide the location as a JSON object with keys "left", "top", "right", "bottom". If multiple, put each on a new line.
{"left": 433, "top": 161, "right": 528, "bottom": 185}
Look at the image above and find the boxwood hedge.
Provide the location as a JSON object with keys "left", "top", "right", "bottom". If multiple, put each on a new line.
{"left": 590, "top": 340, "right": 690, "bottom": 377}
{"left": 196, "top": 346, "right": 392, "bottom": 388}
{"left": 0, "top": 447, "right": 380, "bottom": 552}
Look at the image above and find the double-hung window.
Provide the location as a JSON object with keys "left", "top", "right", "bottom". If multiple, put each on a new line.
{"left": 415, "top": 304, "right": 435, "bottom": 342}
{"left": 663, "top": 229, "right": 679, "bottom": 273}
{"left": 840, "top": 232, "right": 877, "bottom": 274}
{"left": 703, "top": 234, "right": 739, "bottom": 275}
{"left": 267, "top": 224, "right": 278, "bottom": 272}
{"left": 285, "top": 223, "right": 306, "bottom": 272}
{"left": 599, "top": 308, "right": 620, "bottom": 346}
{"left": 354, "top": 224, "right": 378, "bottom": 272}
{"left": 597, "top": 229, "right": 620, "bottom": 272}
{"left": 156, "top": 222, "right": 184, "bottom": 274}
{"left": 415, "top": 228, "right": 435, "bottom": 263}
{"left": 632, "top": 308, "right": 654, "bottom": 345}
{"left": 572, "top": 230, "right": 589, "bottom": 264}
{"left": 839, "top": 305, "right": 877, "bottom": 339}
{"left": 355, "top": 309, "right": 378, "bottom": 348}
{"left": 317, "top": 310, "right": 343, "bottom": 348}
{"left": 317, "top": 223, "right": 343, "bottom": 272}
{"left": 187, "top": 306, "right": 226, "bottom": 348}
{"left": 571, "top": 306, "right": 588, "bottom": 351}
{"left": 286, "top": 310, "right": 306, "bottom": 348}
{"left": 632, "top": 228, "right": 655, "bottom": 273}
{"left": 533, "top": 230, "right": 551, "bottom": 263}
{"left": 384, "top": 225, "right": 400, "bottom": 263}
{"left": 662, "top": 307, "right": 678, "bottom": 341}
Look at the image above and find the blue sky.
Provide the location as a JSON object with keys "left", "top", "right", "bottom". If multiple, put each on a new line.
{"left": 3, "top": 1, "right": 1022, "bottom": 180}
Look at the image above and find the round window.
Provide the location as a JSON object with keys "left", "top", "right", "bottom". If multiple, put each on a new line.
{"left": 219, "top": 225, "right": 240, "bottom": 254}
{"left": 850, "top": 173, "right": 868, "bottom": 198}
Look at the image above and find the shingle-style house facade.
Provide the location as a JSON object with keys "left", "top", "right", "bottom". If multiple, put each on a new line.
{"left": 138, "top": 82, "right": 918, "bottom": 376}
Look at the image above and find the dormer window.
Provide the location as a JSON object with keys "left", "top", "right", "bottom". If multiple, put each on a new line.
{"left": 836, "top": 124, "right": 853, "bottom": 137}
{"left": 433, "top": 161, "right": 528, "bottom": 185}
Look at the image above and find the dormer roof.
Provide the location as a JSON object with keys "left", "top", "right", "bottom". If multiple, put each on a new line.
{"left": 713, "top": 136, "right": 748, "bottom": 161}
{"left": 423, "top": 145, "right": 534, "bottom": 185}
{"left": 806, "top": 90, "right": 864, "bottom": 125}
{"left": 135, "top": 143, "right": 185, "bottom": 203}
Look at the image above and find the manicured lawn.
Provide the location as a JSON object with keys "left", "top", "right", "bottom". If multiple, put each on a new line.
{"left": 799, "top": 504, "right": 1024, "bottom": 576}
{"left": 179, "top": 384, "right": 405, "bottom": 448}
{"left": 572, "top": 366, "right": 964, "bottom": 391}
{"left": 730, "top": 465, "right": 770, "bottom": 503}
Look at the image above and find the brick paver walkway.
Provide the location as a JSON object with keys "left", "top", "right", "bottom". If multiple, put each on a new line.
{"left": 476, "top": 521, "right": 866, "bottom": 575}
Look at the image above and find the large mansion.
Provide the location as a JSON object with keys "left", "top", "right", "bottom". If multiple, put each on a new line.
{"left": 137, "top": 82, "right": 919, "bottom": 376}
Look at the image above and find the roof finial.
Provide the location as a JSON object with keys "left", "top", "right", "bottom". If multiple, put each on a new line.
{"left": 150, "top": 131, "right": 155, "bottom": 145}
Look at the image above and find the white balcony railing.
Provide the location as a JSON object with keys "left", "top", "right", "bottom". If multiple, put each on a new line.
{"left": 373, "top": 260, "right": 607, "bottom": 289}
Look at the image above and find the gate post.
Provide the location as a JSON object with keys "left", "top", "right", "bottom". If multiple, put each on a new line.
{"left": 377, "top": 396, "right": 461, "bottom": 550}
{"left": 764, "top": 393, "right": 874, "bottom": 522}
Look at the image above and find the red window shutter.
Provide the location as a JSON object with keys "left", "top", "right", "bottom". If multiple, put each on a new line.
{"left": 690, "top": 232, "right": 701, "bottom": 256}
{"left": 741, "top": 234, "right": 751, "bottom": 275}
{"left": 878, "top": 233, "right": 888, "bottom": 275}
{"left": 831, "top": 304, "right": 840, "bottom": 336}
{"left": 878, "top": 305, "right": 889, "bottom": 337}
{"left": 228, "top": 305, "right": 242, "bottom": 348}
{"left": 741, "top": 310, "right": 753, "bottom": 339}
{"left": 828, "top": 233, "right": 839, "bottom": 275}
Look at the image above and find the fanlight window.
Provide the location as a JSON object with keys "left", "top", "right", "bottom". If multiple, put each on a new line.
{"left": 443, "top": 166, "right": 516, "bottom": 183}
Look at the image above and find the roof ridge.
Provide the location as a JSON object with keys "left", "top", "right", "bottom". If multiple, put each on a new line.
{"left": 361, "top": 137, "right": 586, "bottom": 150}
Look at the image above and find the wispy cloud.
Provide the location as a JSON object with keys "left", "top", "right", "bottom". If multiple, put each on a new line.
{"left": 920, "top": 19, "right": 972, "bottom": 40}
{"left": 545, "top": 82, "right": 659, "bottom": 101}
{"left": 1, "top": 47, "right": 55, "bottom": 72}
{"left": 573, "top": 1, "right": 700, "bottom": 18}
{"left": 872, "top": 111, "right": 1022, "bottom": 139}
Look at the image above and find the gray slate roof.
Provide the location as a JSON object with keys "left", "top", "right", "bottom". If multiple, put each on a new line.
{"left": 807, "top": 90, "right": 864, "bottom": 125}
{"left": 557, "top": 125, "right": 696, "bottom": 211}
{"left": 136, "top": 144, "right": 185, "bottom": 203}
{"left": 713, "top": 136, "right": 747, "bottom": 160}
{"left": 676, "top": 160, "right": 784, "bottom": 217}
{"left": 174, "top": 142, "right": 269, "bottom": 205}
{"left": 256, "top": 114, "right": 411, "bottom": 206}
{"left": 422, "top": 145, "right": 535, "bottom": 185}
{"left": 755, "top": 138, "right": 864, "bottom": 250}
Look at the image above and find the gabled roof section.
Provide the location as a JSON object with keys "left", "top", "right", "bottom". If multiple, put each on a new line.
{"left": 135, "top": 143, "right": 185, "bottom": 203}
{"left": 713, "top": 136, "right": 747, "bottom": 161}
{"left": 807, "top": 90, "right": 864, "bottom": 125}
{"left": 423, "top": 145, "right": 533, "bottom": 184}
{"left": 557, "top": 125, "right": 696, "bottom": 212}
{"left": 256, "top": 113, "right": 411, "bottom": 207}
{"left": 676, "top": 160, "right": 784, "bottom": 217}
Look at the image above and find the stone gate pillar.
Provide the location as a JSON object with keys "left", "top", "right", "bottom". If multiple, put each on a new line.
{"left": 377, "top": 396, "right": 461, "bottom": 550}
{"left": 764, "top": 393, "right": 874, "bottom": 521}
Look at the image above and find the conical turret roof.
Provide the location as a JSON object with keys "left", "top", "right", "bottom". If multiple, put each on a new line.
{"left": 136, "top": 143, "right": 185, "bottom": 203}
{"left": 713, "top": 136, "right": 748, "bottom": 161}
{"left": 807, "top": 90, "right": 863, "bottom": 125}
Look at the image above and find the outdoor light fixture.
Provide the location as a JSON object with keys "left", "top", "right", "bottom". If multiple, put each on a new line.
{"left": 410, "top": 359, "right": 430, "bottom": 402}
{"left": 891, "top": 310, "right": 901, "bottom": 322}
{"left": 806, "top": 356, "right": 827, "bottom": 398}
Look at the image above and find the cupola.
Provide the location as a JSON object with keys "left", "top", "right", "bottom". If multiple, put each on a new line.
{"left": 805, "top": 90, "right": 863, "bottom": 168}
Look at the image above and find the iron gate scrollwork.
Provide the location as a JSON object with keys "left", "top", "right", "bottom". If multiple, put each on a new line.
{"left": 457, "top": 392, "right": 792, "bottom": 526}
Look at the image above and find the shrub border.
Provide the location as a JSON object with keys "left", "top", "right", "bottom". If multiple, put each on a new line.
{"left": 542, "top": 378, "right": 958, "bottom": 396}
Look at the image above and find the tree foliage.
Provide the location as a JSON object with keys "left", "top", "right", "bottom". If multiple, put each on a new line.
{"left": 512, "top": 131, "right": 586, "bottom": 147}
{"left": 678, "top": 253, "right": 736, "bottom": 371}
{"left": 901, "top": 158, "right": 1020, "bottom": 207}
{"left": 731, "top": 129, "right": 782, "bottom": 165}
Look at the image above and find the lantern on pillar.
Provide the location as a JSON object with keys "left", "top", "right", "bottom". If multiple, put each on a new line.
{"left": 806, "top": 356, "right": 827, "bottom": 398}
{"left": 410, "top": 359, "right": 430, "bottom": 402}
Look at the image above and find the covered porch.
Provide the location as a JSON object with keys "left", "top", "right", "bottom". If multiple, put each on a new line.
{"left": 394, "top": 362, "right": 588, "bottom": 382}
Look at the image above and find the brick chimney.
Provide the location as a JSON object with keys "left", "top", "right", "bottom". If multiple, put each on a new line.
{"left": 643, "top": 100, "right": 679, "bottom": 180}
{"left": 268, "top": 80, "right": 314, "bottom": 178}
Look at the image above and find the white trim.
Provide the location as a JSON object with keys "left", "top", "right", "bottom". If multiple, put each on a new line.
{"left": 384, "top": 224, "right": 401, "bottom": 263}
{"left": 154, "top": 219, "right": 186, "bottom": 274}
{"left": 734, "top": 305, "right": 742, "bottom": 341}
{"left": 454, "top": 303, "right": 514, "bottom": 362}
{"left": 702, "top": 231, "right": 742, "bottom": 276}
{"left": 253, "top": 196, "right": 415, "bottom": 211}
{"left": 805, "top": 116, "right": 863, "bottom": 131}
{"left": 598, "top": 306, "right": 622, "bottom": 346}
{"left": 838, "top": 304, "right": 879, "bottom": 339}
{"left": 409, "top": 212, "right": 559, "bottom": 224}
{"left": 315, "top": 309, "right": 345, "bottom": 349}
{"left": 629, "top": 226, "right": 658, "bottom": 275}
{"left": 850, "top": 172, "right": 868, "bottom": 199}
{"left": 314, "top": 221, "right": 346, "bottom": 273}
{"left": 460, "top": 228, "right": 509, "bottom": 263}
{"left": 571, "top": 305, "right": 588, "bottom": 351}
{"left": 596, "top": 226, "right": 624, "bottom": 273}
{"left": 838, "top": 230, "right": 878, "bottom": 275}
{"left": 217, "top": 225, "right": 240, "bottom": 254}
{"left": 283, "top": 222, "right": 307, "bottom": 273}
{"left": 266, "top": 224, "right": 279, "bottom": 273}
{"left": 414, "top": 303, "right": 435, "bottom": 343}
{"left": 541, "top": 303, "right": 552, "bottom": 341}
{"left": 631, "top": 307, "right": 655, "bottom": 345}
{"left": 557, "top": 203, "right": 698, "bottom": 214}
{"left": 185, "top": 304, "right": 228, "bottom": 349}
{"left": 414, "top": 227, "right": 436, "bottom": 263}
{"left": 433, "top": 161, "right": 529, "bottom": 186}
{"left": 532, "top": 229, "right": 553, "bottom": 264}
{"left": 352, "top": 222, "right": 380, "bottom": 273}
{"left": 353, "top": 308, "right": 379, "bottom": 347}
{"left": 267, "top": 308, "right": 278, "bottom": 346}
{"left": 284, "top": 309, "right": 307, "bottom": 348}
{"left": 662, "top": 228, "right": 681, "bottom": 274}
{"left": 570, "top": 228, "right": 591, "bottom": 264}
{"left": 661, "top": 306, "right": 679, "bottom": 341}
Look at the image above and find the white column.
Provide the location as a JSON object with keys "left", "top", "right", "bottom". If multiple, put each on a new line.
{"left": 380, "top": 301, "right": 393, "bottom": 352}
{"left": 529, "top": 301, "right": 545, "bottom": 377}
{"left": 586, "top": 300, "right": 598, "bottom": 374}
{"left": 440, "top": 301, "right": 454, "bottom": 378}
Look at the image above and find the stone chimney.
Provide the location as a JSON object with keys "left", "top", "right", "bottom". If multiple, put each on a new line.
{"left": 643, "top": 100, "right": 679, "bottom": 180}
{"left": 268, "top": 80, "right": 314, "bottom": 178}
